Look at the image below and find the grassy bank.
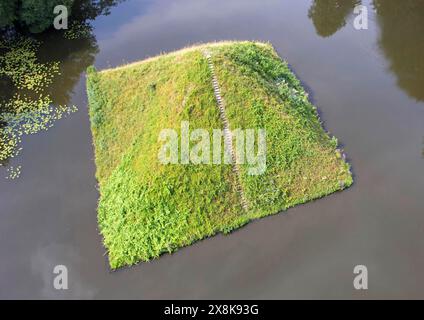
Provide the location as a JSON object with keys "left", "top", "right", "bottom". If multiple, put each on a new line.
{"left": 87, "top": 41, "right": 352, "bottom": 269}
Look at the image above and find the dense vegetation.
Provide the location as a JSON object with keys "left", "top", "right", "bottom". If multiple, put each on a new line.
{"left": 87, "top": 42, "right": 353, "bottom": 269}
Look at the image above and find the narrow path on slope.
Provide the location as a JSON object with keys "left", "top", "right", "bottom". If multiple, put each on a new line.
{"left": 202, "top": 49, "right": 249, "bottom": 212}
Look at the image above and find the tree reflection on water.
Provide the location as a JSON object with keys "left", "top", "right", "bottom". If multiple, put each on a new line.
{"left": 309, "top": 0, "right": 424, "bottom": 103}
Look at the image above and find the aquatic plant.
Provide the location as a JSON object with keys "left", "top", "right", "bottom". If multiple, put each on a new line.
{"left": 0, "top": 128, "right": 21, "bottom": 163}
{"left": 0, "top": 36, "right": 78, "bottom": 178}
{"left": 0, "top": 93, "right": 77, "bottom": 162}
{"left": 5, "top": 165, "right": 21, "bottom": 180}
{"left": 0, "top": 38, "right": 60, "bottom": 92}
{"left": 0, "top": 0, "right": 124, "bottom": 33}
{"left": 1, "top": 94, "right": 77, "bottom": 134}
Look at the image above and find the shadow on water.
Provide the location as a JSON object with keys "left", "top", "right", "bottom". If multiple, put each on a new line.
{"left": 309, "top": 0, "right": 424, "bottom": 103}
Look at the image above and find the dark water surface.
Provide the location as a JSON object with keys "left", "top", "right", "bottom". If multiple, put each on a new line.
{"left": 1, "top": 0, "right": 424, "bottom": 298}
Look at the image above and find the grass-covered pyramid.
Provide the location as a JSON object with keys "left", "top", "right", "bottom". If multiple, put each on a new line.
{"left": 87, "top": 41, "right": 352, "bottom": 269}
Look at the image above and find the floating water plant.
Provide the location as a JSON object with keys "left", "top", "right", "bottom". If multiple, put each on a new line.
{"left": 87, "top": 41, "right": 353, "bottom": 269}
{"left": 6, "top": 165, "right": 21, "bottom": 180}
{"left": 0, "top": 93, "right": 77, "bottom": 162}
{"left": 0, "top": 38, "right": 60, "bottom": 92}
{"left": 0, "top": 36, "right": 78, "bottom": 177}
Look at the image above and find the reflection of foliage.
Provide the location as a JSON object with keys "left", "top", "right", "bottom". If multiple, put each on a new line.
{"left": 308, "top": 1, "right": 424, "bottom": 102}
{"left": 308, "top": 0, "right": 359, "bottom": 37}
{"left": 0, "top": 0, "right": 74, "bottom": 33}
{"left": 64, "top": 21, "right": 93, "bottom": 40}
{"left": 36, "top": 30, "right": 99, "bottom": 106}
{"left": 0, "top": 38, "right": 59, "bottom": 92}
{"left": 374, "top": 0, "right": 424, "bottom": 102}
{"left": 0, "top": 0, "right": 124, "bottom": 33}
{"left": 0, "top": 1, "right": 16, "bottom": 29}
{"left": 20, "top": 0, "right": 75, "bottom": 33}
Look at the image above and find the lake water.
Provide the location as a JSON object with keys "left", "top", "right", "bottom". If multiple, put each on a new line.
{"left": 1, "top": 0, "right": 424, "bottom": 299}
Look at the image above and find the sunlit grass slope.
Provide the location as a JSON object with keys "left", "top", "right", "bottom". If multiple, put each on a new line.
{"left": 87, "top": 41, "right": 352, "bottom": 269}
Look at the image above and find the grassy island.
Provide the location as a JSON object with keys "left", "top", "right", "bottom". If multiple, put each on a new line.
{"left": 87, "top": 41, "right": 352, "bottom": 269}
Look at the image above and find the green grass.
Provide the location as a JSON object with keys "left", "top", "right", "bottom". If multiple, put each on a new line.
{"left": 87, "top": 41, "right": 352, "bottom": 269}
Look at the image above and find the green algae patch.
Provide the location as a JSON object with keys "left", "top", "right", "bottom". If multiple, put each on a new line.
{"left": 87, "top": 41, "right": 352, "bottom": 269}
